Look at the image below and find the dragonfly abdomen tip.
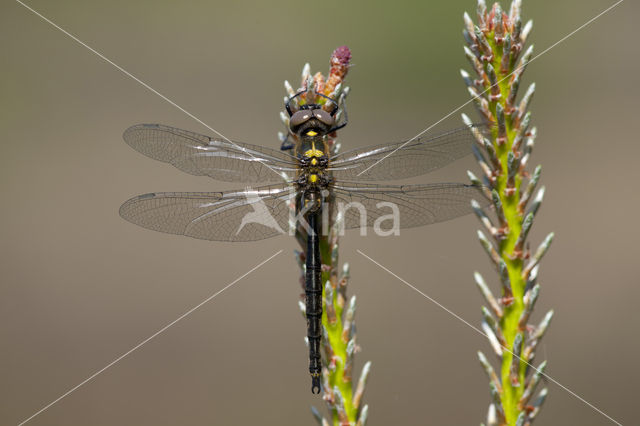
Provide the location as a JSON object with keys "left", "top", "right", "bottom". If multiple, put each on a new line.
{"left": 311, "top": 376, "right": 321, "bottom": 394}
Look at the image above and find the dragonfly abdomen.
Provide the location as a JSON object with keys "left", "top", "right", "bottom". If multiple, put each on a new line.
{"left": 305, "top": 211, "right": 323, "bottom": 394}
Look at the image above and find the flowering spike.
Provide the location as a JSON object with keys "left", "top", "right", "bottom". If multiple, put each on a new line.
{"left": 344, "top": 338, "right": 357, "bottom": 382}
{"left": 514, "top": 45, "right": 534, "bottom": 79}
{"left": 284, "top": 80, "right": 295, "bottom": 97}
{"left": 464, "top": 11, "right": 476, "bottom": 36}
{"left": 525, "top": 264, "right": 539, "bottom": 291}
{"left": 356, "top": 405, "right": 369, "bottom": 426}
{"left": 496, "top": 104, "right": 507, "bottom": 145}
{"left": 468, "top": 170, "right": 493, "bottom": 198}
{"left": 321, "top": 325, "right": 335, "bottom": 368}
{"left": 342, "top": 262, "right": 350, "bottom": 280}
{"left": 519, "top": 283, "right": 540, "bottom": 328}
{"left": 491, "top": 190, "right": 508, "bottom": 227}
{"left": 472, "top": 144, "right": 494, "bottom": 181}
{"left": 333, "top": 387, "right": 350, "bottom": 424}
{"left": 506, "top": 151, "right": 518, "bottom": 191}
{"left": 493, "top": 3, "right": 504, "bottom": 41}
{"left": 487, "top": 135, "right": 506, "bottom": 172}
{"left": 301, "top": 63, "right": 311, "bottom": 83}
{"left": 325, "top": 280, "right": 336, "bottom": 324}
{"left": 464, "top": 57, "right": 482, "bottom": 83}
{"left": 509, "top": 0, "right": 522, "bottom": 27}
{"left": 523, "top": 232, "right": 554, "bottom": 279}
{"left": 528, "top": 388, "right": 548, "bottom": 420}
{"left": 519, "top": 164, "right": 541, "bottom": 211}
{"left": 517, "top": 111, "right": 531, "bottom": 140}
{"left": 514, "top": 212, "right": 534, "bottom": 252}
{"left": 342, "top": 295, "right": 357, "bottom": 342}
{"left": 279, "top": 111, "right": 289, "bottom": 127}
{"left": 512, "top": 14, "right": 522, "bottom": 46}
{"left": 489, "top": 381, "right": 506, "bottom": 421}
{"left": 477, "top": 0, "right": 487, "bottom": 27}
{"left": 486, "top": 403, "right": 499, "bottom": 426}
{"left": 523, "top": 310, "right": 554, "bottom": 361}
{"left": 474, "top": 272, "right": 503, "bottom": 317}
{"left": 482, "top": 306, "right": 506, "bottom": 346}
{"left": 353, "top": 361, "right": 371, "bottom": 410}
{"left": 475, "top": 26, "right": 493, "bottom": 60}
{"left": 521, "top": 19, "right": 533, "bottom": 45}
{"left": 472, "top": 199, "right": 498, "bottom": 237}
{"left": 461, "top": 112, "right": 476, "bottom": 130}
{"left": 498, "top": 259, "right": 513, "bottom": 298}
{"left": 482, "top": 321, "right": 504, "bottom": 357}
{"left": 468, "top": 86, "right": 493, "bottom": 122}
{"left": 467, "top": 170, "right": 481, "bottom": 186}
{"left": 501, "top": 33, "right": 512, "bottom": 73}
{"left": 478, "top": 350, "right": 502, "bottom": 391}
{"left": 526, "top": 186, "right": 545, "bottom": 218}
{"left": 523, "top": 126, "right": 537, "bottom": 153}
{"left": 478, "top": 230, "right": 502, "bottom": 267}
{"left": 509, "top": 332, "right": 524, "bottom": 385}
{"left": 519, "top": 360, "right": 547, "bottom": 408}
{"left": 462, "top": 3, "right": 553, "bottom": 422}
{"left": 534, "top": 310, "right": 554, "bottom": 340}
{"left": 487, "top": 64, "right": 501, "bottom": 101}
{"left": 506, "top": 70, "right": 519, "bottom": 111}
{"left": 460, "top": 69, "right": 480, "bottom": 91}
{"left": 311, "top": 406, "right": 326, "bottom": 425}
{"left": 518, "top": 152, "right": 530, "bottom": 175}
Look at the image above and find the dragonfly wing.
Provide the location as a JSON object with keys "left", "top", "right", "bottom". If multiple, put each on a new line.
{"left": 329, "top": 125, "right": 486, "bottom": 181}
{"left": 331, "top": 182, "right": 488, "bottom": 230}
{"left": 123, "top": 124, "right": 297, "bottom": 183}
{"left": 119, "top": 184, "right": 296, "bottom": 242}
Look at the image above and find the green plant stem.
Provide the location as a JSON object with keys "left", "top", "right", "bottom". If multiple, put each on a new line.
{"left": 320, "top": 237, "right": 356, "bottom": 423}
{"left": 463, "top": 3, "right": 552, "bottom": 424}
{"left": 488, "top": 37, "right": 526, "bottom": 423}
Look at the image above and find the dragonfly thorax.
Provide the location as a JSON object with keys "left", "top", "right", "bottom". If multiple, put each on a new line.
{"left": 296, "top": 152, "right": 331, "bottom": 188}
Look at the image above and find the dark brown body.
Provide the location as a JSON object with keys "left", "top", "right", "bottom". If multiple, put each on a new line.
{"left": 288, "top": 94, "right": 338, "bottom": 394}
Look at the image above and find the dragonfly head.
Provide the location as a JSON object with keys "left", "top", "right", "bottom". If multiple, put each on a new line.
{"left": 286, "top": 90, "right": 340, "bottom": 138}
{"left": 289, "top": 109, "right": 334, "bottom": 139}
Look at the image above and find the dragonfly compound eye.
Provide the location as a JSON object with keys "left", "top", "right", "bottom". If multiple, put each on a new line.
{"left": 312, "top": 109, "right": 335, "bottom": 127}
{"left": 290, "top": 110, "right": 312, "bottom": 130}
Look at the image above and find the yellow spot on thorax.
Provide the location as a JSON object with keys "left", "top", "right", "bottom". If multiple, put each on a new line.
{"left": 303, "top": 141, "right": 324, "bottom": 159}
{"left": 309, "top": 174, "right": 318, "bottom": 183}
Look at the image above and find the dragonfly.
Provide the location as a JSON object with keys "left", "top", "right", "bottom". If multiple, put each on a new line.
{"left": 119, "top": 89, "right": 488, "bottom": 394}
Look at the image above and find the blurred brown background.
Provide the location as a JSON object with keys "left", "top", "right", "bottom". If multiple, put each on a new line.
{"left": 2, "top": 0, "right": 638, "bottom": 425}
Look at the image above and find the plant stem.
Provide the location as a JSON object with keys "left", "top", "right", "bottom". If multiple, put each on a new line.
{"left": 462, "top": 1, "right": 553, "bottom": 424}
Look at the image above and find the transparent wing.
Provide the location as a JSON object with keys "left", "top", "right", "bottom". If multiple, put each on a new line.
{"left": 331, "top": 182, "right": 488, "bottom": 230}
{"left": 123, "top": 124, "right": 297, "bottom": 183}
{"left": 329, "top": 125, "right": 486, "bottom": 181}
{"left": 119, "top": 184, "right": 296, "bottom": 242}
